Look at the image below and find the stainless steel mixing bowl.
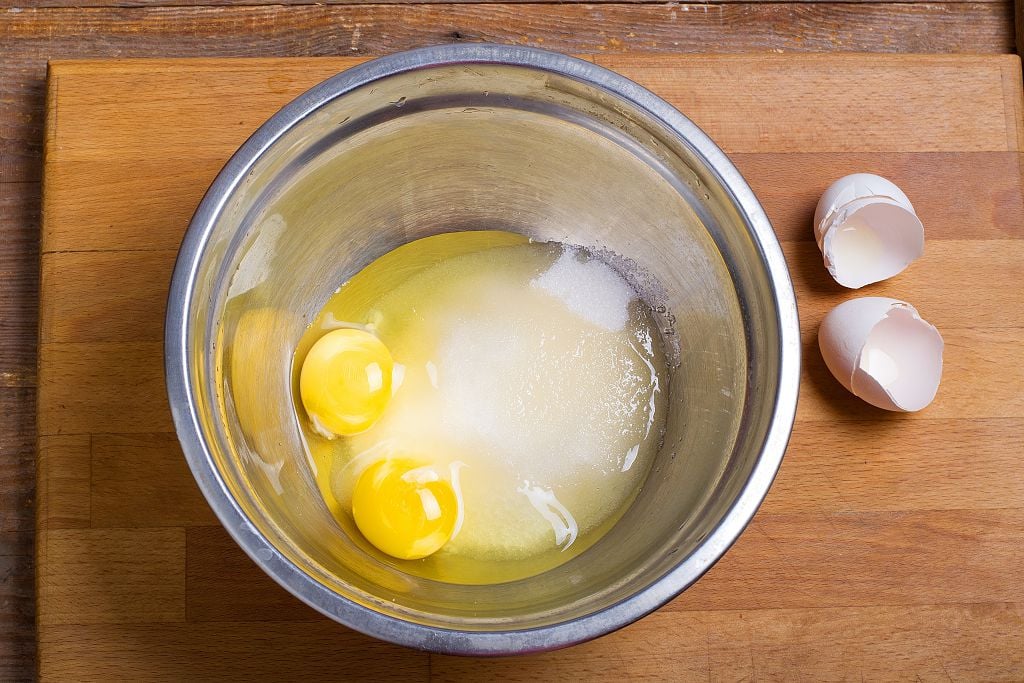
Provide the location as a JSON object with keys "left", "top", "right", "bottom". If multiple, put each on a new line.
{"left": 165, "top": 44, "right": 799, "bottom": 655}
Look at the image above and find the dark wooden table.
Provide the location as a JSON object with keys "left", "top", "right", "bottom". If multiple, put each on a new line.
{"left": 2, "top": 3, "right": 1021, "bottom": 679}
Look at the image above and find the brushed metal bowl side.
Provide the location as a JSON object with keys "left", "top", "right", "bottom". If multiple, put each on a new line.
{"left": 165, "top": 44, "right": 800, "bottom": 655}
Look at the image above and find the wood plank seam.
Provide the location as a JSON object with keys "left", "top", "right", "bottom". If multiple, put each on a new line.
{"left": 998, "top": 55, "right": 1024, "bottom": 150}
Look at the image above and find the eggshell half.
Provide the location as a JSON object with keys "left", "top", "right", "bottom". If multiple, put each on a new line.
{"left": 818, "top": 297, "right": 943, "bottom": 412}
{"left": 814, "top": 174, "right": 924, "bottom": 289}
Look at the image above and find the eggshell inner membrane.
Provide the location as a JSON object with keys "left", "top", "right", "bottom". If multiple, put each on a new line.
{"left": 850, "top": 305, "right": 943, "bottom": 411}
{"left": 822, "top": 201, "right": 924, "bottom": 289}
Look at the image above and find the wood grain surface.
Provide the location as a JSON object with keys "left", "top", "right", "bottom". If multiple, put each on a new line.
{"left": 1, "top": 4, "right": 1017, "bottom": 184}
{"left": 31, "top": 55, "right": 1024, "bottom": 680}
{"left": 0, "top": 1, "right": 1020, "bottom": 678}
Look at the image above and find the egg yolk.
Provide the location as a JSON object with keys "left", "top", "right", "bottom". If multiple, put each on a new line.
{"left": 352, "top": 459, "right": 458, "bottom": 560}
{"left": 299, "top": 328, "right": 393, "bottom": 437}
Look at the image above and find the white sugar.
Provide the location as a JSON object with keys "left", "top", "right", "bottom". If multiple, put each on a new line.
{"left": 531, "top": 246, "right": 636, "bottom": 332}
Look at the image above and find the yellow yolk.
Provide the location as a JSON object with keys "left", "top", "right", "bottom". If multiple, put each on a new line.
{"left": 352, "top": 459, "right": 458, "bottom": 560}
{"left": 299, "top": 328, "right": 393, "bottom": 437}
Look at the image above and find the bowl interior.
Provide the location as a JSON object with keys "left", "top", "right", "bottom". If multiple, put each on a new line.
{"left": 182, "top": 57, "right": 785, "bottom": 633}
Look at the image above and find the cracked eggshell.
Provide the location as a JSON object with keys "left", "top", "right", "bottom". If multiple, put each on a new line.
{"left": 814, "top": 174, "right": 924, "bottom": 289}
{"left": 818, "top": 297, "right": 943, "bottom": 412}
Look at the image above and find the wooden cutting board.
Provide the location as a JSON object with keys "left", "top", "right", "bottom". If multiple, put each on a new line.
{"left": 37, "top": 55, "right": 1024, "bottom": 681}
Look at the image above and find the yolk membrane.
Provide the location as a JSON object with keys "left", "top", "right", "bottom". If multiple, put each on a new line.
{"left": 299, "top": 328, "right": 393, "bottom": 437}
{"left": 352, "top": 459, "right": 459, "bottom": 560}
